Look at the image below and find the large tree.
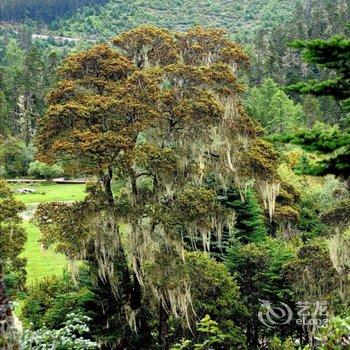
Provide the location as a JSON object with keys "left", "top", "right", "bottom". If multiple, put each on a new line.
{"left": 35, "top": 26, "right": 280, "bottom": 348}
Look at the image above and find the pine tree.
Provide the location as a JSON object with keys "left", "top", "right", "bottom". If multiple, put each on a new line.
{"left": 225, "top": 238, "right": 297, "bottom": 349}
{"left": 222, "top": 188, "right": 267, "bottom": 244}
{"left": 1, "top": 39, "right": 24, "bottom": 135}
{"left": 288, "top": 35, "right": 350, "bottom": 112}
{"left": 280, "top": 33, "right": 350, "bottom": 179}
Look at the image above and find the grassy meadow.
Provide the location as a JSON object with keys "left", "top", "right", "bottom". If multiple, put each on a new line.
{"left": 9, "top": 183, "right": 87, "bottom": 285}
{"left": 11, "top": 182, "right": 87, "bottom": 204}
{"left": 21, "top": 221, "right": 67, "bottom": 285}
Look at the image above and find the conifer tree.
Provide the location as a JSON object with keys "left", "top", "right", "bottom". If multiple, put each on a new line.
{"left": 222, "top": 188, "right": 267, "bottom": 244}
{"left": 278, "top": 34, "right": 350, "bottom": 179}
{"left": 288, "top": 35, "right": 350, "bottom": 111}
{"left": 225, "top": 238, "right": 296, "bottom": 349}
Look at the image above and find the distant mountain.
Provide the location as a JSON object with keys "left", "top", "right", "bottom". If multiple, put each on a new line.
{"left": 56, "top": 0, "right": 302, "bottom": 41}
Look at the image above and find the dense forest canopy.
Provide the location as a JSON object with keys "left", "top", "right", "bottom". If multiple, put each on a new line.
{"left": 55, "top": 0, "right": 301, "bottom": 41}
{"left": 0, "top": 0, "right": 109, "bottom": 23}
{"left": 0, "top": 0, "right": 350, "bottom": 349}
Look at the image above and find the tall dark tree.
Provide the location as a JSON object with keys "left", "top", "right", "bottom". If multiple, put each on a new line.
{"left": 22, "top": 46, "right": 46, "bottom": 144}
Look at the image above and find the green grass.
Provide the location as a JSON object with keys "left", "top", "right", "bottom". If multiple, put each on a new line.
{"left": 10, "top": 183, "right": 87, "bottom": 286}
{"left": 10, "top": 183, "right": 87, "bottom": 204}
{"left": 21, "top": 221, "right": 68, "bottom": 286}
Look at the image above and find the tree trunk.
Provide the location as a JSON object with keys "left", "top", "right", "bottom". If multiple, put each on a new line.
{"left": 158, "top": 301, "right": 169, "bottom": 350}
{"left": 100, "top": 169, "right": 151, "bottom": 345}
{"left": 102, "top": 167, "right": 115, "bottom": 206}
{"left": 246, "top": 316, "right": 259, "bottom": 350}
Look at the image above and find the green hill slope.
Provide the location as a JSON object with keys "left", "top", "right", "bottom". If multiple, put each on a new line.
{"left": 58, "top": 0, "right": 301, "bottom": 41}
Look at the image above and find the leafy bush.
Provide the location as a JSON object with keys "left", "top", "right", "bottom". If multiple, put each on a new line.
{"left": 22, "top": 274, "right": 93, "bottom": 330}
{"left": 171, "top": 315, "right": 228, "bottom": 350}
{"left": 28, "top": 160, "right": 63, "bottom": 179}
{"left": 270, "top": 336, "right": 296, "bottom": 349}
{"left": 0, "top": 138, "right": 34, "bottom": 177}
{"left": 315, "top": 317, "right": 350, "bottom": 349}
{"left": 21, "top": 313, "right": 98, "bottom": 349}
{"left": 302, "top": 317, "right": 350, "bottom": 349}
